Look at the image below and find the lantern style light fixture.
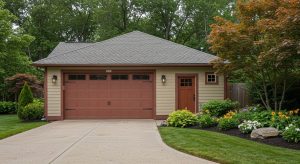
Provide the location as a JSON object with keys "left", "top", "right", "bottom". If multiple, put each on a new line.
{"left": 52, "top": 75, "right": 57, "bottom": 83}
{"left": 161, "top": 75, "right": 166, "bottom": 84}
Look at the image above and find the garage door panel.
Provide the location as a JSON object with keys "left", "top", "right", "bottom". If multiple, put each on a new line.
{"left": 64, "top": 73, "right": 154, "bottom": 119}
{"left": 65, "top": 108, "right": 153, "bottom": 119}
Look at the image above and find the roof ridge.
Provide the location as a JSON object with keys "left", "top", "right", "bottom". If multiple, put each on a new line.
{"left": 34, "top": 31, "right": 139, "bottom": 63}
{"left": 134, "top": 31, "right": 216, "bottom": 58}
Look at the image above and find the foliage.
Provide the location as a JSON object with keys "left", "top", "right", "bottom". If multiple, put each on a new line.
{"left": 208, "top": 0, "right": 300, "bottom": 111}
{"left": 17, "top": 82, "right": 33, "bottom": 107}
{"left": 18, "top": 100, "right": 44, "bottom": 121}
{"left": 269, "top": 111, "right": 300, "bottom": 131}
{"left": 282, "top": 124, "right": 300, "bottom": 143}
{"left": 159, "top": 127, "right": 300, "bottom": 164}
{"left": 166, "top": 110, "right": 197, "bottom": 128}
{"left": 0, "top": 0, "right": 36, "bottom": 101}
{"left": 5, "top": 73, "right": 43, "bottom": 100}
{"left": 234, "top": 112, "right": 253, "bottom": 123}
{"left": 201, "top": 99, "right": 239, "bottom": 117}
{"left": 197, "top": 114, "right": 217, "bottom": 128}
{"left": 217, "top": 117, "right": 239, "bottom": 130}
{"left": 249, "top": 111, "right": 273, "bottom": 127}
{"left": 0, "top": 101, "right": 17, "bottom": 114}
{"left": 246, "top": 104, "right": 266, "bottom": 112}
{"left": 238, "top": 120, "right": 262, "bottom": 134}
{"left": 7, "top": 0, "right": 236, "bottom": 60}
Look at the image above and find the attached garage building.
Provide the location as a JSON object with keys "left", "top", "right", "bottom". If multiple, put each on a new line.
{"left": 34, "top": 31, "right": 226, "bottom": 120}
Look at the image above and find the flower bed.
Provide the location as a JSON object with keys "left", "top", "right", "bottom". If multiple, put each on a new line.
{"left": 164, "top": 107, "right": 300, "bottom": 149}
{"left": 202, "top": 126, "right": 300, "bottom": 150}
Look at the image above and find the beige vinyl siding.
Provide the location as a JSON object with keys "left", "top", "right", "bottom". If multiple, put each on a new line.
{"left": 156, "top": 67, "right": 224, "bottom": 115}
{"left": 46, "top": 66, "right": 224, "bottom": 117}
{"left": 47, "top": 67, "right": 61, "bottom": 116}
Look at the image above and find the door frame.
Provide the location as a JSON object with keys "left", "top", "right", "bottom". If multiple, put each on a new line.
{"left": 61, "top": 69, "right": 156, "bottom": 119}
{"left": 175, "top": 73, "right": 198, "bottom": 113}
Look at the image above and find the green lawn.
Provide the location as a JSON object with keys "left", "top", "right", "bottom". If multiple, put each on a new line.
{"left": 159, "top": 127, "right": 300, "bottom": 164}
{"left": 0, "top": 115, "right": 47, "bottom": 139}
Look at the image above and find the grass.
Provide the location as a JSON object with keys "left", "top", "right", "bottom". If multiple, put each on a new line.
{"left": 0, "top": 115, "right": 47, "bottom": 139}
{"left": 159, "top": 127, "right": 300, "bottom": 164}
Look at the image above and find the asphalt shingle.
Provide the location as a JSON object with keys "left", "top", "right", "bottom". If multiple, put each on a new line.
{"left": 34, "top": 31, "right": 217, "bottom": 66}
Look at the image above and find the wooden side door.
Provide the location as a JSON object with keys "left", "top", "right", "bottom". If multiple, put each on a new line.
{"left": 177, "top": 76, "right": 196, "bottom": 113}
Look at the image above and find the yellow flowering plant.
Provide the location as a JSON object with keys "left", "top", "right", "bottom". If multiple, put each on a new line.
{"left": 270, "top": 111, "right": 293, "bottom": 130}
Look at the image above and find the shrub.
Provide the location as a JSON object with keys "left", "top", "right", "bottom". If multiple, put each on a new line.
{"left": 282, "top": 124, "right": 300, "bottom": 143}
{"left": 201, "top": 99, "right": 239, "bottom": 117}
{"left": 218, "top": 118, "right": 239, "bottom": 130}
{"left": 18, "top": 82, "right": 34, "bottom": 119}
{"left": 167, "top": 110, "right": 197, "bottom": 128}
{"left": 18, "top": 82, "right": 33, "bottom": 107}
{"left": 18, "top": 101, "right": 44, "bottom": 121}
{"left": 234, "top": 112, "right": 254, "bottom": 123}
{"left": 238, "top": 120, "right": 262, "bottom": 134}
{"left": 0, "top": 101, "right": 17, "bottom": 114}
{"left": 197, "top": 114, "right": 217, "bottom": 128}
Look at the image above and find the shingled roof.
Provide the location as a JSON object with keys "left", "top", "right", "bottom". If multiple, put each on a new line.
{"left": 33, "top": 31, "right": 217, "bottom": 66}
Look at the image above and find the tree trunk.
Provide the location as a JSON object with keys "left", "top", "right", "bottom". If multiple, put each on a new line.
{"left": 273, "top": 82, "right": 277, "bottom": 111}
{"left": 279, "top": 79, "right": 286, "bottom": 111}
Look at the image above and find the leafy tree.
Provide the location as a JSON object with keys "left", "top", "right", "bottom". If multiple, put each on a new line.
{"left": 0, "top": 0, "right": 35, "bottom": 100}
{"left": 3, "top": 0, "right": 28, "bottom": 25}
{"left": 18, "top": 0, "right": 235, "bottom": 60}
{"left": 23, "top": 0, "right": 97, "bottom": 60}
{"left": 208, "top": 0, "right": 300, "bottom": 111}
{"left": 5, "top": 74, "right": 43, "bottom": 101}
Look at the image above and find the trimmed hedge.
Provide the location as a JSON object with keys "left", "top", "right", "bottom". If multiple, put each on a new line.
{"left": 0, "top": 101, "right": 17, "bottom": 114}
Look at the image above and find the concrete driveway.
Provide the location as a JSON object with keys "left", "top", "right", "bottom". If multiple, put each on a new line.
{"left": 0, "top": 120, "right": 215, "bottom": 164}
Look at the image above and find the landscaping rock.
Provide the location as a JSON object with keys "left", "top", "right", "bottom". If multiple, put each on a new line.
{"left": 251, "top": 127, "right": 279, "bottom": 139}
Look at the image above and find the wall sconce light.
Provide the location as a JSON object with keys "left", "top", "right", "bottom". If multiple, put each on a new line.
{"left": 52, "top": 75, "right": 57, "bottom": 83}
{"left": 161, "top": 75, "right": 166, "bottom": 84}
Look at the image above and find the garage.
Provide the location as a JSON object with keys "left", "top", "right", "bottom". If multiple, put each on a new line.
{"left": 63, "top": 72, "right": 154, "bottom": 119}
{"left": 34, "top": 31, "right": 224, "bottom": 121}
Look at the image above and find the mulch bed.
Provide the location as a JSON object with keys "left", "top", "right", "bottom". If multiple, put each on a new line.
{"left": 190, "top": 126, "right": 300, "bottom": 150}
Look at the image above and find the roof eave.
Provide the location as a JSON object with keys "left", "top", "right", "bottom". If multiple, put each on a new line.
{"left": 32, "top": 63, "right": 213, "bottom": 67}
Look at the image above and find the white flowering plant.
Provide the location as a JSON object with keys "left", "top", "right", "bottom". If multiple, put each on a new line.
{"left": 282, "top": 124, "right": 300, "bottom": 143}
{"left": 238, "top": 120, "right": 262, "bottom": 134}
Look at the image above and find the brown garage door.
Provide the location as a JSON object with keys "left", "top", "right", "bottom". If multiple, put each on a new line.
{"left": 63, "top": 73, "right": 154, "bottom": 119}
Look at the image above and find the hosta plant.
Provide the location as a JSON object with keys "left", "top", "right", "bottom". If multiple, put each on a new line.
{"left": 238, "top": 120, "right": 262, "bottom": 134}
{"left": 166, "top": 110, "right": 197, "bottom": 128}
{"left": 282, "top": 124, "right": 300, "bottom": 143}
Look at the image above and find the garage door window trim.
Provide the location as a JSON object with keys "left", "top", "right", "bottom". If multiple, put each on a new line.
{"left": 68, "top": 74, "right": 86, "bottom": 80}
{"left": 133, "top": 74, "right": 150, "bottom": 80}
{"left": 111, "top": 74, "right": 129, "bottom": 80}
{"left": 90, "top": 74, "right": 107, "bottom": 80}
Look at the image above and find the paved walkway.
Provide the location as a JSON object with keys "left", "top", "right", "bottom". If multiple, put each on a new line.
{"left": 0, "top": 120, "right": 215, "bottom": 164}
